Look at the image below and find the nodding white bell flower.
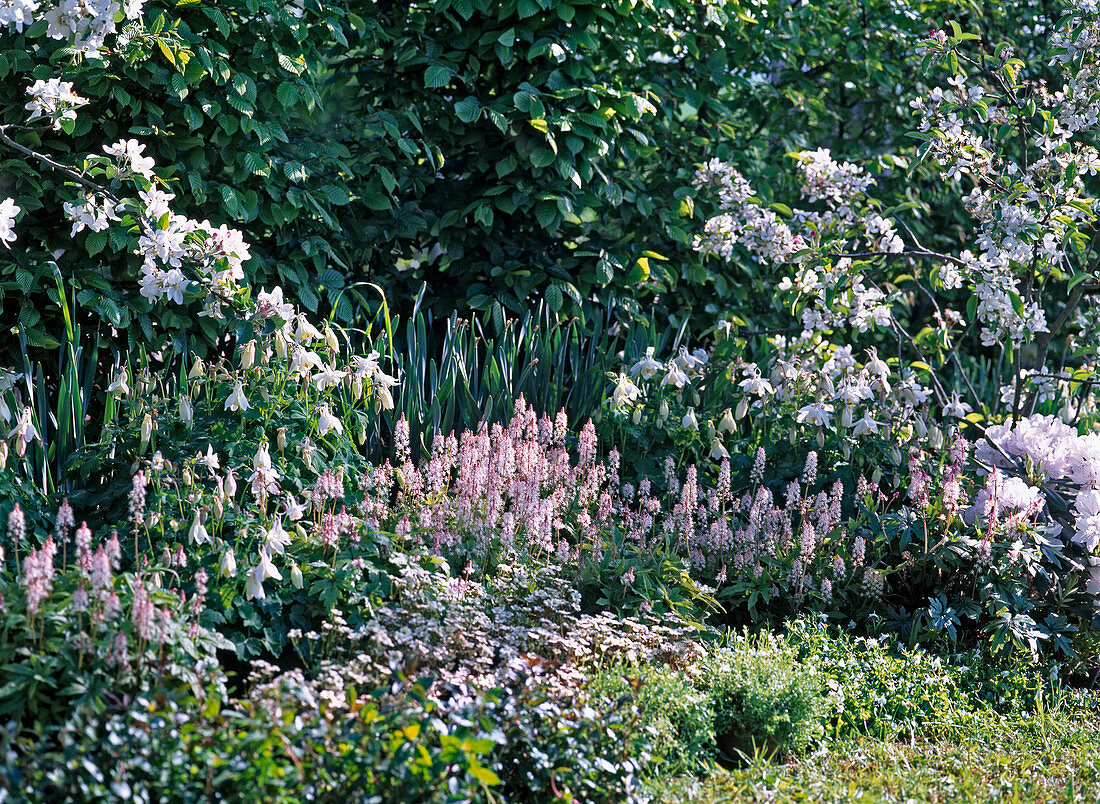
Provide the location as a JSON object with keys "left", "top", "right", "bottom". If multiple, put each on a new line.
{"left": 245, "top": 564, "right": 266, "bottom": 600}
{"left": 612, "top": 373, "right": 641, "bottom": 410}
{"left": 225, "top": 380, "right": 250, "bottom": 412}
{"left": 256, "top": 547, "right": 282, "bottom": 581}
{"left": 224, "top": 467, "right": 238, "bottom": 499}
{"left": 140, "top": 413, "right": 153, "bottom": 451}
{"left": 290, "top": 561, "right": 304, "bottom": 589}
{"left": 682, "top": 408, "right": 699, "bottom": 431}
{"left": 661, "top": 363, "right": 689, "bottom": 389}
{"left": 239, "top": 340, "right": 257, "bottom": 371}
{"left": 188, "top": 511, "right": 210, "bottom": 545}
{"left": 9, "top": 407, "right": 38, "bottom": 455}
{"left": 249, "top": 442, "right": 280, "bottom": 498}
{"left": 709, "top": 436, "right": 730, "bottom": 460}
{"left": 107, "top": 369, "right": 130, "bottom": 395}
{"left": 317, "top": 403, "right": 343, "bottom": 436}
{"left": 219, "top": 548, "right": 237, "bottom": 578}
{"left": 187, "top": 357, "right": 205, "bottom": 380}
{"left": 264, "top": 518, "right": 292, "bottom": 555}
{"left": 852, "top": 412, "right": 883, "bottom": 437}
{"left": 293, "top": 315, "right": 323, "bottom": 344}
{"left": 658, "top": 399, "right": 670, "bottom": 428}
{"left": 350, "top": 350, "right": 382, "bottom": 379}
{"left": 373, "top": 371, "right": 399, "bottom": 411}
{"left": 323, "top": 326, "right": 341, "bottom": 353}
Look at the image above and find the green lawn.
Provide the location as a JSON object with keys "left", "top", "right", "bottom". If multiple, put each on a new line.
{"left": 656, "top": 711, "right": 1100, "bottom": 803}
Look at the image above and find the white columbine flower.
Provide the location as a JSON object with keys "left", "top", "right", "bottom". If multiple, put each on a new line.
{"left": 264, "top": 518, "right": 292, "bottom": 555}
{"left": 317, "top": 404, "right": 343, "bottom": 436}
{"left": 188, "top": 511, "right": 210, "bottom": 545}
{"left": 225, "top": 380, "right": 250, "bottom": 412}
{"left": 682, "top": 408, "right": 699, "bottom": 431}
{"left": 796, "top": 402, "right": 834, "bottom": 428}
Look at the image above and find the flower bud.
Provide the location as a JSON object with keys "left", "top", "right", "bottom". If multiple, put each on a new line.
{"left": 889, "top": 446, "right": 902, "bottom": 465}
{"left": 840, "top": 406, "right": 853, "bottom": 429}
{"left": 188, "top": 357, "right": 205, "bottom": 380}
{"left": 276, "top": 427, "right": 287, "bottom": 451}
{"left": 632, "top": 406, "right": 643, "bottom": 425}
{"left": 224, "top": 468, "right": 237, "bottom": 499}
{"left": 169, "top": 519, "right": 180, "bottom": 533}
{"left": 324, "top": 327, "right": 340, "bottom": 353}
{"left": 352, "top": 376, "right": 363, "bottom": 402}
{"left": 274, "top": 330, "right": 289, "bottom": 359}
{"left": 179, "top": 394, "right": 193, "bottom": 427}
{"left": 182, "top": 468, "right": 194, "bottom": 487}
{"left": 212, "top": 495, "right": 224, "bottom": 520}
{"left": 789, "top": 427, "right": 797, "bottom": 445}
{"left": 872, "top": 466, "right": 883, "bottom": 484}
{"left": 0, "top": 441, "right": 7, "bottom": 471}
{"left": 841, "top": 441, "right": 851, "bottom": 459}
{"left": 290, "top": 561, "right": 304, "bottom": 589}
{"left": 140, "top": 413, "right": 153, "bottom": 453}
{"left": 735, "top": 397, "right": 749, "bottom": 420}
{"left": 816, "top": 428, "right": 825, "bottom": 448}
{"left": 240, "top": 340, "right": 257, "bottom": 371}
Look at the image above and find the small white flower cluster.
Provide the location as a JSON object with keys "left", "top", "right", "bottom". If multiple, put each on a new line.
{"left": 0, "top": 198, "right": 19, "bottom": 247}
{"left": 692, "top": 159, "right": 803, "bottom": 264}
{"left": 25, "top": 78, "right": 88, "bottom": 130}
{"left": 39, "top": 0, "right": 146, "bottom": 52}
{"left": 58, "top": 139, "right": 253, "bottom": 315}
{"left": 0, "top": 0, "right": 37, "bottom": 31}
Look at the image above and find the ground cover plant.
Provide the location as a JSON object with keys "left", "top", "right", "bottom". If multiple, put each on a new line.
{"left": 3, "top": 0, "right": 1100, "bottom": 801}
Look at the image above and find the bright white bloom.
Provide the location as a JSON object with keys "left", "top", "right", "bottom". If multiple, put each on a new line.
{"left": 245, "top": 565, "right": 266, "bottom": 600}
{"left": 630, "top": 347, "right": 662, "bottom": 379}
{"left": 25, "top": 79, "right": 88, "bottom": 130}
{"left": 197, "top": 444, "right": 220, "bottom": 472}
{"left": 219, "top": 548, "right": 237, "bottom": 578}
{"left": 225, "top": 380, "right": 250, "bottom": 412}
{"left": 283, "top": 495, "right": 307, "bottom": 521}
{"left": 682, "top": 408, "right": 699, "bottom": 431}
{"left": 0, "top": 0, "right": 38, "bottom": 31}
{"left": 264, "top": 518, "right": 292, "bottom": 555}
{"left": 256, "top": 547, "right": 282, "bottom": 581}
{"left": 103, "top": 139, "right": 156, "bottom": 179}
{"left": 0, "top": 199, "right": 20, "bottom": 247}
{"left": 248, "top": 442, "right": 280, "bottom": 498}
{"left": 317, "top": 404, "right": 343, "bottom": 436}
{"left": 797, "top": 402, "right": 834, "bottom": 427}
{"left": 373, "top": 371, "right": 399, "bottom": 410}
{"left": 611, "top": 373, "right": 641, "bottom": 410}
{"left": 8, "top": 407, "right": 38, "bottom": 455}
{"left": 1073, "top": 490, "right": 1100, "bottom": 552}
{"left": 188, "top": 512, "right": 210, "bottom": 545}
{"left": 851, "top": 412, "right": 884, "bottom": 437}
{"left": 313, "top": 364, "right": 347, "bottom": 393}
{"left": 709, "top": 436, "right": 730, "bottom": 460}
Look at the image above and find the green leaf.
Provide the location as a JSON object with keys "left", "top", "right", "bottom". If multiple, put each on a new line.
{"left": 424, "top": 65, "right": 454, "bottom": 89}
{"left": 454, "top": 97, "right": 481, "bottom": 123}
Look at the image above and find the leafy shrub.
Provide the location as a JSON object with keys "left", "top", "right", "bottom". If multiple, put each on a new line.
{"left": 588, "top": 664, "right": 717, "bottom": 776}
{"left": 702, "top": 638, "right": 825, "bottom": 761}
